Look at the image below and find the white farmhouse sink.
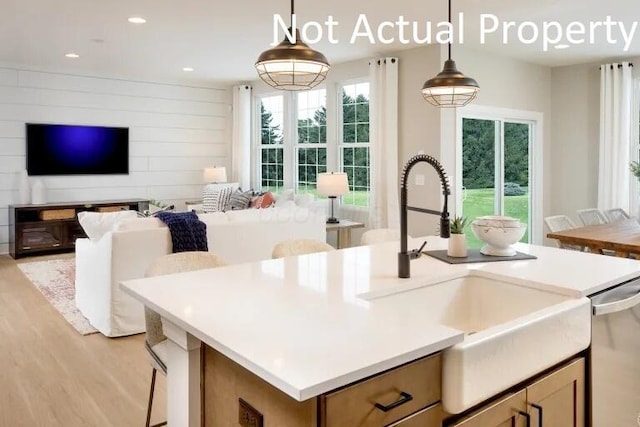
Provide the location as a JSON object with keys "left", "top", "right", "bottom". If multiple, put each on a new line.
{"left": 364, "top": 273, "right": 592, "bottom": 414}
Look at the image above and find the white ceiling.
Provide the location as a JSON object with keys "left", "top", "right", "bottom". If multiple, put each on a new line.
{"left": 1, "top": 0, "right": 639, "bottom": 85}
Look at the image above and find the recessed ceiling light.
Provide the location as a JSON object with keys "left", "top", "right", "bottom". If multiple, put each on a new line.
{"left": 182, "top": 67, "right": 194, "bottom": 72}
{"left": 65, "top": 53, "right": 80, "bottom": 58}
{"left": 555, "top": 44, "right": 570, "bottom": 50}
{"left": 128, "top": 17, "right": 146, "bottom": 24}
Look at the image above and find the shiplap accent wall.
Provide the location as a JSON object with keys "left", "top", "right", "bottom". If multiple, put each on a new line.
{"left": 0, "top": 67, "right": 232, "bottom": 254}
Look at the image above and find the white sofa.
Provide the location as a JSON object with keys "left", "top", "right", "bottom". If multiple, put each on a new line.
{"left": 75, "top": 207, "right": 326, "bottom": 337}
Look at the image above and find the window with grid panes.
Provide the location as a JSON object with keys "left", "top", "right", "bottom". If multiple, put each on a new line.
{"left": 340, "top": 82, "right": 370, "bottom": 207}
{"left": 255, "top": 81, "right": 370, "bottom": 209}
{"left": 259, "top": 95, "right": 284, "bottom": 192}
{"left": 296, "top": 89, "right": 327, "bottom": 197}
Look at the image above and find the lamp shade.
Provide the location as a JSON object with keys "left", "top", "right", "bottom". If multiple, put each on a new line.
{"left": 255, "top": 29, "right": 330, "bottom": 91}
{"left": 317, "top": 172, "right": 349, "bottom": 196}
{"left": 421, "top": 60, "right": 479, "bottom": 107}
{"left": 203, "top": 166, "right": 227, "bottom": 183}
{"left": 420, "top": 0, "right": 480, "bottom": 108}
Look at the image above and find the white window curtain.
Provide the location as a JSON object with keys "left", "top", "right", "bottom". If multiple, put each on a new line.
{"left": 598, "top": 62, "right": 634, "bottom": 212}
{"left": 631, "top": 79, "right": 640, "bottom": 217}
{"left": 368, "top": 57, "right": 399, "bottom": 229}
{"left": 232, "top": 85, "right": 252, "bottom": 190}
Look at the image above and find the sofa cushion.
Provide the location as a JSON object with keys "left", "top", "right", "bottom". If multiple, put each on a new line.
{"left": 114, "top": 217, "right": 165, "bottom": 231}
{"left": 205, "top": 207, "right": 327, "bottom": 264}
{"left": 226, "top": 208, "right": 264, "bottom": 223}
{"left": 78, "top": 210, "right": 138, "bottom": 241}
{"left": 274, "top": 189, "right": 295, "bottom": 207}
{"left": 197, "top": 212, "right": 229, "bottom": 225}
{"left": 224, "top": 188, "right": 253, "bottom": 211}
{"left": 251, "top": 191, "right": 276, "bottom": 209}
{"left": 294, "top": 193, "right": 315, "bottom": 208}
{"left": 203, "top": 185, "right": 235, "bottom": 213}
{"left": 276, "top": 200, "right": 297, "bottom": 209}
{"left": 202, "top": 183, "right": 239, "bottom": 213}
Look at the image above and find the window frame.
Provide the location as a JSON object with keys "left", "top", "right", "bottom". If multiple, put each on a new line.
{"left": 454, "top": 105, "right": 544, "bottom": 244}
{"left": 337, "top": 79, "right": 371, "bottom": 208}
{"left": 294, "top": 88, "right": 328, "bottom": 197}
{"left": 255, "top": 92, "right": 287, "bottom": 193}
{"left": 253, "top": 78, "right": 371, "bottom": 210}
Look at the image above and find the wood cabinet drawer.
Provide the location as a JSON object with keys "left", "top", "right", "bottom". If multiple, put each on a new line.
{"left": 321, "top": 353, "right": 441, "bottom": 427}
{"left": 389, "top": 403, "right": 443, "bottom": 427}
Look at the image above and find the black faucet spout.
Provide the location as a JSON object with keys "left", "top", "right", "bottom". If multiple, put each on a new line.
{"left": 398, "top": 154, "right": 451, "bottom": 278}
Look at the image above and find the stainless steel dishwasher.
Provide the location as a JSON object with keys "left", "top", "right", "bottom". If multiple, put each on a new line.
{"left": 591, "top": 277, "right": 640, "bottom": 426}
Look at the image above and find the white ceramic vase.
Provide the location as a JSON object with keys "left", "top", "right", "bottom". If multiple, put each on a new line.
{"left": 31, "top": 179, "right": 47, "bottom": 204}
{"left": 17, "top": 169, "right": 31, "bottom": 204}
{"left": 448, "top": 233, "right": 468, "bottom": 258}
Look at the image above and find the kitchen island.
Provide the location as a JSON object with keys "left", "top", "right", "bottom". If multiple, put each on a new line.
{"left": 121, "top": 237, "right": 640, "bottom": 426}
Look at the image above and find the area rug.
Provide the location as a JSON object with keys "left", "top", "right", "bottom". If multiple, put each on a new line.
{"left": 18, "top": 258, "right": 98, "bottom": 335}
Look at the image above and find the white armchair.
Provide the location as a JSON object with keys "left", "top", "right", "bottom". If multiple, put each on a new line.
{"left": 75, "top": 226, "right": 171, "bottom": 337}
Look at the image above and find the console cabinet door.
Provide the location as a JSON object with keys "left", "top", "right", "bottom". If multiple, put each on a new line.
{"left": 448, "top": 390, "right": 528, "bottom": 427}
{"left": 526, "top": 358, "right": 585, "bottom": 427}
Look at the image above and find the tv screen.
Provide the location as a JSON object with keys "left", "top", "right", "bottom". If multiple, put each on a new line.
{"left": 26, "top": 123, "right": 129, "bottom": 176}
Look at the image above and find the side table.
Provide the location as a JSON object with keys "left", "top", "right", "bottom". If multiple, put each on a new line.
{"left": 326, "top": 220, "right": 365, "bottom": 249}
{"left": 184, "top": 200, "right": 203, "bottom": 212}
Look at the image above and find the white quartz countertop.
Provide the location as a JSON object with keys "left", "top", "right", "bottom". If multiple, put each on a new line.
{"left": 121, "top": 237, "right": 640, "bottom": 401}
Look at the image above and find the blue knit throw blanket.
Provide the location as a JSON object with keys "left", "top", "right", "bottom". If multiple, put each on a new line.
{"left": 155, "top": 211, "right": 208, "bottom": 253}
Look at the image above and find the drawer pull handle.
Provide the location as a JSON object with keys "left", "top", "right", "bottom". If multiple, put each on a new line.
{"left": 518, "top": 410, "right": 531, "bottom": 427}
{"left": 531, "top": 403, "right": 543, "bottom": 427}
{"left": 374, "top": 391, "right": 413, "bottom": 412}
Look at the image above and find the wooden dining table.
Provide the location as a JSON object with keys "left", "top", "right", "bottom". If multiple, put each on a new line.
{"left": 547, "top": 218, "right": 640, "bottom": 258}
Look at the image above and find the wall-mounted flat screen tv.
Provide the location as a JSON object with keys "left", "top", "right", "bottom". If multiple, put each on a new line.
{"left": 26, "top": 123, "right": 129, "bottom": 176}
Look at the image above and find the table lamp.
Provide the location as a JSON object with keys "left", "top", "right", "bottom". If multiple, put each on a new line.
{"left": 203, "top": 166, "right": 227, "bottom": 183}
{"left": 317, "top": 172, "right": 349, "bottom": 224}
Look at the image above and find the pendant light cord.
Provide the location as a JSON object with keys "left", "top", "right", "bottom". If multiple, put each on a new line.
{"left": 290, "top": 0, "right": 295, "bottom": 27}
{"left": 448, "top": 0, "right": 452, "bottom": 61}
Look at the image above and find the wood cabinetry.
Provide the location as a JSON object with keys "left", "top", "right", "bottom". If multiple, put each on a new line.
{"left": 448, "top": 357, "right": 585, "bottom": 427}
{"left": 527, "top": 358, "right": 585, "bottom": 427}
{"left": 449, "top": 391, "right": 528, "bottom": 427}
{"left": 389, "top": 403, "right": 442, "bottom": 426}
{"left": 320, "top": 353, "right": 441, "bottom": 427}
{"left": 203, "top": 346, "right": 442, "bottom": 427}
{"left": 202, "top": 344, "right": 585, "bottom": 427}
{"left": 9, "top": 199, "right": 149, "bottom": 259}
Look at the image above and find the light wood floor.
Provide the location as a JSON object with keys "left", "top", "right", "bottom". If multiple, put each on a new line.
{"left": 0, "top": 254, "right": 166, "bottom": 426}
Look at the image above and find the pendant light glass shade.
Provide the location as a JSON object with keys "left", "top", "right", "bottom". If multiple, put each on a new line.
{"left": 256, "top": 0, "right": 330, "bottom": 91}
{"left": 421, "top": 59, "right": 479, "bottom": 107}
{"left": 421, "top": 0, "right": 479, "bottom": 107}
{"left": 256, "top": 29, "right": 330, "bottom": 90}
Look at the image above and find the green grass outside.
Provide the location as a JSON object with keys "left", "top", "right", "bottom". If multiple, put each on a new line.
{"left": 462, "top": 188, "right": 530, "bottom": 248}
{"left": 297, "top": 187, "right": 370, "bottom": 207}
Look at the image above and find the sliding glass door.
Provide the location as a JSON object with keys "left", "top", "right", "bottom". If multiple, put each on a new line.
{"left": 461, "top": 117, "right": 532, "bottom": 248}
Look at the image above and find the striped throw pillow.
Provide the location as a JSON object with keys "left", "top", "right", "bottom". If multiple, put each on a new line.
{"left": 224, "top": 189, "right": 253, "bottom": 211}
{"left": 203, "top": 186, "right": 234, "bottom": 213}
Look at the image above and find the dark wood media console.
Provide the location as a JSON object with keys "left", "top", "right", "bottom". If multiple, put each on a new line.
{"left": 9, "top": 199, "right": 149, "bottom": 259}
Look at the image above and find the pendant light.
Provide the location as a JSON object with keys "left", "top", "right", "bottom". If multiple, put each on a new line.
{"left": 421, "top": 0, "right": 479, "bottom": 107}
{"left": 255, "top": 0, "right": 330, "bottom": 91}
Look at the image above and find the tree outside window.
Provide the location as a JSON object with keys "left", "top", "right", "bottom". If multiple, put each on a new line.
{"left": 296, "top": 90, "right": 327, "bottom": 197}
{"left": 255, "top": 81, "right": 370, "bottom": 208}
{"left": 340, "top": 83, "right": 370, "bottom": 207}
{"left": 260, "top": 96, "right": 284, "bottom": 192}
